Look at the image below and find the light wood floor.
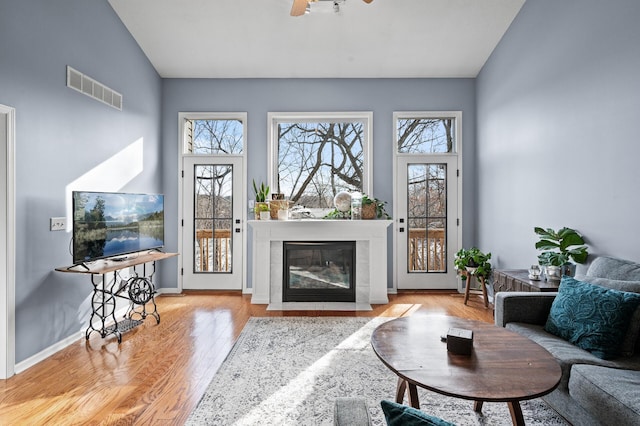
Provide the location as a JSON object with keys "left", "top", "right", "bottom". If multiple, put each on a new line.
{"left": 0, "top": 291, "right": 493, "bottom": 425}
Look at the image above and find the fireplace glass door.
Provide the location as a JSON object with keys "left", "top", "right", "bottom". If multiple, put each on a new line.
{"left": 283, "top": 241, "right": 356, "bottom": 302}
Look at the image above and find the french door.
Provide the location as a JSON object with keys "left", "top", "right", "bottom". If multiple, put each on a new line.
{"left": 182, "top": 156, "right": 243, "bottom": 290}
{"left": 396, "top": 155, "right": 459, "bottom": 289}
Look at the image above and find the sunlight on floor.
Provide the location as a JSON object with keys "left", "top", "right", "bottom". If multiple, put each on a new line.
{"left": 379, "top": 303, "right": 423, "bottom": 317}
{"left": 234, "top": 318, "right": 383, "bottom": 425}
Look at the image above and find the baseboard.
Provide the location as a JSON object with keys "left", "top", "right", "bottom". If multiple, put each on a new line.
{"left": 157, "top": 287, "right": 181, "bottom": 295}
{"left": 14, "top": 305, "right": 129, "bottom": 375}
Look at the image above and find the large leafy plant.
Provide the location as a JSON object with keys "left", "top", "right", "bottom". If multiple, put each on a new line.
{"left": 534, "top": 227, "right": 588, "bottom": 266}
{"left": 454, "top": 247, "right": 492, "bottom": 279}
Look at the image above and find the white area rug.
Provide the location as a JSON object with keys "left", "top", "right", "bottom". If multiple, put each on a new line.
{"left": 187, "top": 317, "right": 568, "bottom": 425}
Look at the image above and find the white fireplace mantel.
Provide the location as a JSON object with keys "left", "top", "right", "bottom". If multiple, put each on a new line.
{"left": 249, "top": 219, "right": 392, "bottom": 309}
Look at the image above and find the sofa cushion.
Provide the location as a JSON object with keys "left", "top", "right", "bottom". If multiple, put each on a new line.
{"left": 334, "top": 397, "right": 372, "bottom": 426}
{"left": 545, "top": 276, "right": 640, "bottom": 359}
{"left": 586, "top": 256, "right": 640, "bottom": 281}
{"left": 380, "top": 401, "right": 455, "bottom": 426}
{"left": 569, "top": 365, "right": 640, "bottom": 426}
{"left": 575, "top": 274, "right": 640, "bottom": 357}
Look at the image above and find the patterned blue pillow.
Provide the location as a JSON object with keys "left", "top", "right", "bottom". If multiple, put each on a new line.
{"left": 545, "top": 276, "right": 640, "bottom": 359}
{"left": 381, "top": 400, "right": 456, "bottom": 426}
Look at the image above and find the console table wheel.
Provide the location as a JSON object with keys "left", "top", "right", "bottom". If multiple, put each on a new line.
{"left": 128, "top": 277, "right": 154, "bottom": 305}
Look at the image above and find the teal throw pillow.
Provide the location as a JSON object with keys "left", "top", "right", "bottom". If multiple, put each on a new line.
{"left": 545, "top": 276, "right": 640, "bottom": 359}
{"left": 380, "top": 400, "right": 455, "bottom": 426}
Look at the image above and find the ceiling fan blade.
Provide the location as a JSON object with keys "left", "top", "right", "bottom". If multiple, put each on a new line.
{"left": 291, "top": 0, "right": 308, "bottom": 17}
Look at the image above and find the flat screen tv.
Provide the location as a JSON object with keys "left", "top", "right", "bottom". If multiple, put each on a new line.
{"left": 72, "top": 191, "right": 165, "bottom": 264}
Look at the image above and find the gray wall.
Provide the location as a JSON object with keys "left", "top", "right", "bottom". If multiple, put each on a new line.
{"left": 476, "top": 0, "right": 640, "bottom": 269}
{"left": 161, "top": 78, "right": 476, "bottom": 289}
{"left": 0, "top": 0, "right": 162, "bottom": 363}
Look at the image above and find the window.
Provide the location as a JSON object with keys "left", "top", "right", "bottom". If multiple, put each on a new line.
{"left": 396, "top": 114, "right": 458, "bottom": 154}
{"left": 182, "top": 113, "right": 246, "bottom": 154}
{"left": 268, "top": 112, "right": 372, "bottom": 215}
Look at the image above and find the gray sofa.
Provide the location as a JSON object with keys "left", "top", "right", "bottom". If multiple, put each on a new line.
{"left": 495, "top": 256, "right": 640, "bottom": 425}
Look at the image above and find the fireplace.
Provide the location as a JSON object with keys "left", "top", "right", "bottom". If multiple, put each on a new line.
{"left": 283, "top": 241, "right": 356, "bottom": 302}
{"left": 249, "top": 219, "right": 392, "bottom": 310}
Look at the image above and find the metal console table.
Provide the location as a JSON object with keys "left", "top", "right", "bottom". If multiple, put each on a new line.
{"left": 56, "top": 251, "right": 178, "bottom": 343}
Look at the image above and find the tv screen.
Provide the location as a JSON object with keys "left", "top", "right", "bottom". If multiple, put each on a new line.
{"left": 72, "top": 191, "right": 165, "bottom": 264}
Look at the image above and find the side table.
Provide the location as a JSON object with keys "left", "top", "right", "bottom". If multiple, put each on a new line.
{"left": 493, "top": 269, "right": 560, "bottom": 293}
{"left": 56, "top": 251, "right": 178, "bottom": 343}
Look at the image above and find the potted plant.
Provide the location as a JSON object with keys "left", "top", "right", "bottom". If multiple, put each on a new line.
{"left": 454, "top": 247, "right": 492, "bottom": 280}
{"left": 256, "top": 202, "right": 270, "bottom": 220}
{"left": 361, "top": 194, "right": 391, "bottom": 219}
{"left": 252, "top": 179, "right": 270, "bottom": 219}
{"left": 534, "top": 226, "right": 588, "bottom": 280}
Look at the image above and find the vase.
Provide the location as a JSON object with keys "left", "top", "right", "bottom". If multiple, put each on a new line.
{"left": 545, "top": 265, "right": 562, "bottom": 282}
{"left": 362, "top": 204, "right": 376, "bottom": 219}
{"left": 561, "top": 263, "right": 576, "bottom": 277}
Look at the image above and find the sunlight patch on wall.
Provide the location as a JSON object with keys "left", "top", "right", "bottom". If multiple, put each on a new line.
{"left": 65, "top": 138, "right": 144, "bottom": 230}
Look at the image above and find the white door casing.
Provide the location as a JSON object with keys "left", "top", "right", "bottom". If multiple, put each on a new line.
{"left": 0, "top": 104, "right": 16, "bottom": 379}
{"left": 181, "top": 156, "right": 244, "bottom": 290}
{"left": 393, "top": 111, "right": 462, "bottom": 291}
{"left": 396, "top": 155, "right": 459, "bottom": 289}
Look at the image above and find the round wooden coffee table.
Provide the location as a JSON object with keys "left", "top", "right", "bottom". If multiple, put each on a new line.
{"left": 371, "top": 315, "right": 561, "bottom": 425}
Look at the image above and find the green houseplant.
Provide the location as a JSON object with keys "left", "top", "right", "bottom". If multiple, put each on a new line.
{"left": 361, "top": 194, "right": 391, "bottom": 219}
{"left": 252, "top": 180, "right": 270, "bottom": 219}
{"left": 454, "top": 247, "right": 492, "bottom": 280}
{"left": 534, "top": 226, "right": 588, "bottom": 279}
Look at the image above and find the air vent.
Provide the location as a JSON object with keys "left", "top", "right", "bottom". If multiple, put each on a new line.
{"left": 66, "top": 66, "right": 122, "bottom": 111}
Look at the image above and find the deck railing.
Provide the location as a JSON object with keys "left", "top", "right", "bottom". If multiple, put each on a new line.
{"left": 193, "top": 227, "right": 445, "bottom": 274}
{"left": 408, "top": 228, "right": 446, "bottom": 272}
{"left": 195, "top": 229, "right": 231, "bottom": 272}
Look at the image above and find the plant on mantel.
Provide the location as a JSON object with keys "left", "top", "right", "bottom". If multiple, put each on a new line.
{"left": 362, "top": 194, "right": 391, "bottom": 219}
{"left": 252, "top": 180, "right": 270, "bottom": 219}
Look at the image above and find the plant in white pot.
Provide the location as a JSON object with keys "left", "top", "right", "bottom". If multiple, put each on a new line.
{"left": 534, "top": 226, "right": 588, "bottom": 281}
{"left": 454, "top": 247, "right": 492, "bottom": 281}
{"left": 252, "top": 180, "right": 270, "bottom": 220}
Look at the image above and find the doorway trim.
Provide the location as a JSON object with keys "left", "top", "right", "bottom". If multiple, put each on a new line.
{"left": 0, "top": 104, "right": 16, "bottom": 379}
{"left": 177, "top": 112, "right": 248, "bottom": 293}
{"left": 391, "top": 111, "right": 463, "bottom": 292}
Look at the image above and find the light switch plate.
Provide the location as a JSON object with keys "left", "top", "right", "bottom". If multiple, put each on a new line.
{"left": 50, "top": 217, "right": 66, "bottom": 231}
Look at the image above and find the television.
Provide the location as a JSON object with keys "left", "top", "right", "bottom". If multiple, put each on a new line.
{"left": 72, "top": 191, "right": 165, "bottom": 264}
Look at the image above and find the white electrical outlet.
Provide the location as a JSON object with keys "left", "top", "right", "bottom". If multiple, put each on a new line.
{"left": 50, "top": 217, "right": 66, "bottom": 231}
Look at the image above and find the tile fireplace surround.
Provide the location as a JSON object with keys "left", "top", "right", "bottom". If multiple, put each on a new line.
{"left": 249, "top": 219, "right": 393, "bottom": 311}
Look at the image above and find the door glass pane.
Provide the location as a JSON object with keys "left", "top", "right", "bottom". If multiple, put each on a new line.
{"left": 407, "top": 163, "right": 447, "bottom": 273}
{"left": 194, "top": 164, "right": 233, "bottom": 273}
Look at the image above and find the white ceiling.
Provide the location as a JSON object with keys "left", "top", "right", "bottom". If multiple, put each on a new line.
{"left": 108, "top": 0, "right": 525, "bottom": 79}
